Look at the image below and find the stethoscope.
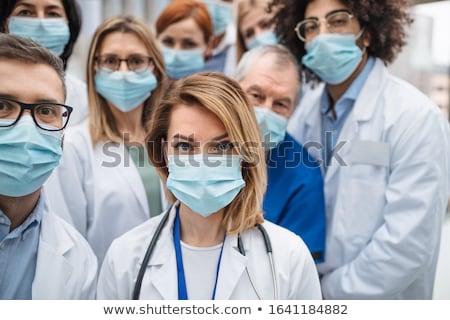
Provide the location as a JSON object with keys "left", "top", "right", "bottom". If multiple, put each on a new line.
{"left": 132, "top": 203, "right": 279, "bottom": 300}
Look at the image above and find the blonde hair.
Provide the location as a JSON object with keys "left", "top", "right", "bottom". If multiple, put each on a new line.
{"left": 86, "top": 15, "right": 167, "bottom": 144}
{"left": 236, "top": 0, "right": 281, "bottom": 61}
{"left": 146, "top": 72, "right": 267, "bottom": 234}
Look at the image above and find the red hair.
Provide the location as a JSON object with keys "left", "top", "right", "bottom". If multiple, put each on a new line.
{"left": 156, "top": 0, "right": 213, "bottom": 44}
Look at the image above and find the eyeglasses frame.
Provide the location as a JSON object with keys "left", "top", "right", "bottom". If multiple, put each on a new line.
{"left": 0, "top": 97, "right": 73, "bottom": 131}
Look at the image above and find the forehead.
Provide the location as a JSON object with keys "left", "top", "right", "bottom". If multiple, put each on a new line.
{"left": 305, "top": 0, "right": 350, "bottom": 18}
{"left": 241, "top": 54, "right": 299, "bottom": 97}
{"left": 0, "top": 59, "right": 64, "bottom": 103}
{"left": 158, "top": 18, "right": 206, "bottom": 40}
{"left": 15, "top": 0, "right": 64, "bottom": 8}
{"left": 98, "top": 31, "right": 149, "bottom": 55}
{"left": 168, "top": 103, "right": 227, "bottom": 141}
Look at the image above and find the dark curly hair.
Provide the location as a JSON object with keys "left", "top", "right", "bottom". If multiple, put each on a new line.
{"left": 270, "top": 0, "right": 413, "bottom": 65}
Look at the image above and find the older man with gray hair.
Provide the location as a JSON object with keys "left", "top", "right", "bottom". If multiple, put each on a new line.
{"left": 236, "top": 44, "right": 325, "bottom": 262}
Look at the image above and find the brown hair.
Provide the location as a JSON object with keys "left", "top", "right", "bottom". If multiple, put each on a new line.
{"left": 86, "top": 15, "right": 167, "bottom": 144}
{"left": 146, "top": 72, "right": 267, "bottom": 234}
{"left": 0, "top": 33, "right": 66, "bottom": 97}
{"left": 236, "top": 0, "right": 281, "bottom": 61}
{"left": 156, "top": 0, "right": 213, "bottom": 44}
{"left": 271, "top": 0, "right": 413, "bottom": 65}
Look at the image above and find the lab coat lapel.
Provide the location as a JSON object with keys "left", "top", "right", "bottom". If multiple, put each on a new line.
{"left": 143, "top": 206, "right": 177, "bottom": 299}
{"left": 214, "top": 234, "right": 248, "bottom": 300}
{"left": 32, "top": 208, "right": 73, "bottom": 299}
{"left": 99, "top": 142, "right": 150, "bottom": 217}
{"left": 325, "top": 59, "right": 386, "bottom": 184}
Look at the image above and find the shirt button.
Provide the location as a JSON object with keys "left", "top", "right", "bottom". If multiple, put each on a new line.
{"left": 0, "top": 243, "right": 5, "bottom": 250}
{"left": 0, "top": 217, "right": 5, "bottom": 223}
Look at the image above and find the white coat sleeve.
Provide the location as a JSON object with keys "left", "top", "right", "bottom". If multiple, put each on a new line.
{"left": 321, "top": 109, "right": 450, "bottom": 299}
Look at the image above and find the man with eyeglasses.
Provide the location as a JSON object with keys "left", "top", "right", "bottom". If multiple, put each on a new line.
{"left": 0, "top": 33, "right": 97, "bottom": 299}
{"left": 272, "top": 0, "right": 450, "bottom": 299}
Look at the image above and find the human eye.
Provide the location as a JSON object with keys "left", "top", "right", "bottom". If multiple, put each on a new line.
{"left": 181, "top": 39, "right": 199, "bottom": 49}
{"left": 328, "top": 13, "right": 350, "bottom": 28}
{"left": 161, "top": 37, "right": 174, "bottom": 47}
{"left": 243, "top": 28, "right": 255, "bottom": 40}
{"left": 207, "top": 141, "right": 234, "bottom": 154}
{"left": 172, "top": 141, "right": 194, "bottom": 153}
{"left": 128, "top": 55, "right": 146, "bottom": 69}
{"left": 36, "top": 104, "right": 59, "bottom": 116}
{"left": 13, "top": 8, "right": 34, "bottom": 17}
{"left": 303, "top": 20, "right": 319, "bottom": 35}
{"left": 47, "top": 11, "right": 63, "bottom": 18}
{"left": 259, "top": 19, "right": 273, "bottom": 30}
{"left": 0, "top": 99, "right": 17, "bottom": 116}
{"left": 100, "top": 55, "right": 118, "bottom": 69}
{"left": 247, "top": 90, "right": 263, "bottom": 104}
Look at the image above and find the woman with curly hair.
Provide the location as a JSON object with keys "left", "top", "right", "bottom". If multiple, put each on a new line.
{"left": 271, "top": 0, "right": 450, "bottom": 299}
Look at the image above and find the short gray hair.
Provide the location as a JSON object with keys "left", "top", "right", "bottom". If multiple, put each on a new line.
{"left": 235, "top": 44, "right": 302, "bottom": 106}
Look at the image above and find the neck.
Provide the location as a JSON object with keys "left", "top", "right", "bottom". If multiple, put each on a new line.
{"left": 179, "top": 203, "right": 226, "bottom": 247}
{"left": 109, "top": 103, "right": 146, "bottom": 144}
{"left": 0, "top": 189, "right": 40, "bottom": 231}
{"left": 326, "top": 53, "right": 369, "bottom": 106}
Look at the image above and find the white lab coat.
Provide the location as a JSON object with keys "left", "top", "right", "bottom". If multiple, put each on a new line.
{"left": 44, "top": 121, "right": 168, "bottom": 264}
{"left": 65, "top": 73, "right": 88, "bottom": 126}
{"left": 97, "top": 203, "right": 322, "bottom": 300}
{"left": 287, "top": 58, "right": 450, "bottom": 299}
{"left": 32, "top": 199, "right": 97, "bottom": 299}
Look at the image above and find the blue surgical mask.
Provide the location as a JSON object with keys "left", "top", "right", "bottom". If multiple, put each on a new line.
{"left": 95, "top": 68, "right": 158, "bottom": 112}
{"left": 254, "top": 107, "right": 288, "bottom": 150}
{"left": 161, "top": 46, "right": 205, "bottom": 79}
{"left": 166, "top": 154, "right": 245, "bottom": 217}
{"left": 246, "top": 29, "right": 278, "bottom": 50}
{"left": 203, "top": 0, "right": 233, "bottom": 35}
{"left": 8, "top": 17, "right": 70, "bottom": 56}
{"left": 302, "top": 31, "right": 364, "bottom": 84}
{"left": 0, "top": 116, "right": 62, "bottom": 197}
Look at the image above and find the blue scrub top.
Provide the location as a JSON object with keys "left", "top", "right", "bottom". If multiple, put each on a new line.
{"left": 264, "top": 133, "right": 326, "bottom": 262}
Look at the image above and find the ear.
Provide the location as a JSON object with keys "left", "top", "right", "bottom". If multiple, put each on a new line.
{"left": 2, "top": 18, "right": 10, "bottom": 33}
{"left": 362, "top": 30, "right": 371, "bottom": 48}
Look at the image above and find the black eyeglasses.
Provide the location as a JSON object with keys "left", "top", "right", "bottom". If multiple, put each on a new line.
{"left": 94, "top": 54, "right": 155, "bottom": 72}
{"left": 0, "top": 97, "right": 72, "bottom": 131}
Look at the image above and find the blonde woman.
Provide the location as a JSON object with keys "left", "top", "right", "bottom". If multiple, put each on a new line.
{"left": 236, "top": 0, "right": 281, "bottom": 62}
{"left": 45, "top": 15, "right": 167, "bottom": 264}
{"left": 97, "top": 72, "right": 321, "bottom": 300}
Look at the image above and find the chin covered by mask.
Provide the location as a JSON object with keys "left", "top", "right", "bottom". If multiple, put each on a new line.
{"left": 95, "top": 68, "right": 158, "bottom": 112}
{"left": 254, "top": 107, "right": 288, "bottom": 150}
{"left": 0, "top": 117, "right": 62, "bottom": 197}
{"left": 161, "top": 46, "right": 205, "bottom": 79}
{"left": 8, "top": 17, "right": 70, "bottom": 56}
{"left": 246, "top": 29, "right": 279, "bottom": 50}
{"left": 302, "top": 31, "right": 364, "bottom": 85}
{"left": 166, "top": 154, "right": 245, "bottom": 217}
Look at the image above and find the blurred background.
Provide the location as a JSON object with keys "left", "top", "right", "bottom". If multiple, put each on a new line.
{"left": 67, "top": 0, "right": 450, "bottom": 299}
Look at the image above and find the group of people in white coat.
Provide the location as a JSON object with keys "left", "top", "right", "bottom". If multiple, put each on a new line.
{"left": 1, "top": 0, "right": 449, "bottom": 301}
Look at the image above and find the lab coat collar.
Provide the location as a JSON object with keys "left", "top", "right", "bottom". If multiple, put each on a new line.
{"left": 32, "top": 197, "right": 74, "bottom": 298}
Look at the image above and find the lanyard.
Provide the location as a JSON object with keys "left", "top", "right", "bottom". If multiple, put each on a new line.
{"left": 173, "top": 206, "right": 225, "bottom": 300}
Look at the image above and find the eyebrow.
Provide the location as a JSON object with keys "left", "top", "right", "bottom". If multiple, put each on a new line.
{"left": 16, "top": 3, "right": 64, "bottom": 10}
{"left": 172, "top": 133, "right": 229, "bottom": 141}
{"left": 246, "top": 84, "right": 264, "bottom": 93}
{"left": 0, "top": 94, "right": 60, "bottom": 104}
{"left": 306, "top": 9, "right": 351, "bottom": 19}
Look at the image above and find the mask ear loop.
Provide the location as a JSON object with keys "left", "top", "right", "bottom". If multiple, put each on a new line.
{"left": 355, "top": 28, "right": 367, "bottom": 55}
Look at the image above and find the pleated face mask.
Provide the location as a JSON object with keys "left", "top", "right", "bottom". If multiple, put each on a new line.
{"left": 0, "top": 116, "right": 62, "bottom": 197}
{"left": 166, "top": 154, "right": 245, "bottom": 217}
{"left": 8, "top": 17, "right": 70, "bottom": 56}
